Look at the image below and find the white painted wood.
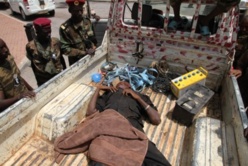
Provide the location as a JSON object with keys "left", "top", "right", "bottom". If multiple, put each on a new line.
{"left": 35, "top": 83, "right": 95, "bottom": 141}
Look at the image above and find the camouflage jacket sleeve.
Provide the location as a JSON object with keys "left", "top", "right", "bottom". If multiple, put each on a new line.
{"left": 85, "top": 18, "right": 97, "bottom": 46}
{"left": 26, "top": 41, "right": 34, "bottom": 61}
{"left": 57, "top": 39, "right": 66, "bottom": 70}
{"left": 51, "top": 37, "right": 67, "bottom": 70}
{"left": 59, "top": 25, "right": 86, "bottom": 57}
{"left": 9, "top": 55, "right": 21, "bottom": 75}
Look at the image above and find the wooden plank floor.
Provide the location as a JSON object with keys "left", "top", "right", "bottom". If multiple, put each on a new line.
{"left": 142, "top": 88, "right": 186, "bottom": 165}
{"left": 3, "top": 88, "right": 186, "bottom": 166}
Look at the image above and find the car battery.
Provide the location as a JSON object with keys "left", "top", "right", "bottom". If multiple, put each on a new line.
{"left": 172, "top": 83, "right": 214, "bottom": 126}
{"left": 170, "top": 67, "right": 208, "bottom": 98}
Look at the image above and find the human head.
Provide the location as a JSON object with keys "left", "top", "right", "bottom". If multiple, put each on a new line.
{"left": 66, "top": 0, "right": 85, "bottom": 23}
{"left": 239, "top": 15, "right": 248, "bottom": 36}
{"left": 112, "top": 77, "right": 131, "bottom": 89}
{"left": 33, "top": 18, "right": 52, "bottom": 42}
{"left": 116, "top": 81, "right": 131, "bottom": 89}
{"left": 0, "top": 38, "right": 10, "bottom": 63}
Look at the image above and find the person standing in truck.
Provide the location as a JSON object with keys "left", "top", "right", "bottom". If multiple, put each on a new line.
{"left": 231, "top": 15, "right": 248, "bottom": 108}
{"left": 230, "top": 15, "right": 248, "bottom": 141}
{"left": 168, "top": 0, "right": 240, "bottom": 36}
{"left": 231, "top": 52, "right": 248, "bottom": 140}
{"left": 59, "top": 0, "right": 97, "bottom": 66}
{"left": 26, "top": 18, "right": 66, "bottom": 87}
{"left": 233, "top": 15, "right": 248, "bottom": 68}
{"left": 231, "top": 52, "right": 248, "bottom": 106}
{"left": 0, "top": 38, "right": 35, "bottom": 112}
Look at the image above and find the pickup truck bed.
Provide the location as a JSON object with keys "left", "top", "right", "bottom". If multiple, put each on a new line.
{"left": 2, "top": 57, "right": 230, "bottom": 166}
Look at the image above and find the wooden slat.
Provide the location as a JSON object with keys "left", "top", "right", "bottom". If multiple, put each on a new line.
{"left": 143, "top": 89, "right": 186, "bottom": 166}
